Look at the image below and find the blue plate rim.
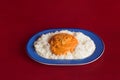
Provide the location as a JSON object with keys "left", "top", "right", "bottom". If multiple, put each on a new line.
{"left": 26, "top": 28, "right": 105, "bottom": 66}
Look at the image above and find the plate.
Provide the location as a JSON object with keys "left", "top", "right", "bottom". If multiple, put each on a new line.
{"left": 26, "top": 28, "right": 104, "bottom": 66}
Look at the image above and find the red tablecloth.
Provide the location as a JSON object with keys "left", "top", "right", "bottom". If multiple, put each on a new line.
{"left": 0, "top": 0, "right": 120, "bottom": 80}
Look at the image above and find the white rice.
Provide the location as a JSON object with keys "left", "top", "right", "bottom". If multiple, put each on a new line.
{"left": 34, "top": 30, "right": 96, "bottom": 59}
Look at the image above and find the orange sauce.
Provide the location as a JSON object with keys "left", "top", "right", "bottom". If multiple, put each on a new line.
{"left": 49, "top": 33, "right": 78, "bottom": 55}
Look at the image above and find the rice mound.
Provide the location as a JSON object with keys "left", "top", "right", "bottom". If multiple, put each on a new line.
{"left": 34, "top": 30, "right": 96, "bottom": 59}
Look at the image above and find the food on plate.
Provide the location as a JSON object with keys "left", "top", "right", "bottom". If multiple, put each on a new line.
{"left": 49, "top": 33, "right": 78, "bottom": 55}
{"left": 34, "top": 30, "right": 96, "bottom": 59}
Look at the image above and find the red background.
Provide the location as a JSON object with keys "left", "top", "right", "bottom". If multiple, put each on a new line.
{"left": 0, "top": 0, "right": 120, "bottom": 80}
